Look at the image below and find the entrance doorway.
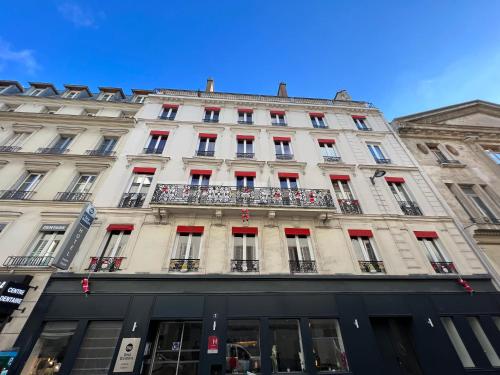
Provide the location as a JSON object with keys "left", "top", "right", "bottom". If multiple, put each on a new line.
{"left": 370, "top": 317, "right": 423, "bottom": 375}
{"left": 143, "top": 321, "right": 202, "bottom": 375}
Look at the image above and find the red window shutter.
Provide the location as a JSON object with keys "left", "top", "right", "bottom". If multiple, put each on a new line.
{"left": 132, "top": 167, "right": 156, "bottom": 175}
{"left": 348, "top": 229, "right": 373, "bottom": 237}
{"left": 232, "top": 227, "right": 258, "bottom": 235}
{"left": 107, "top": 224, "right": 134, "bottom": 232}
{"left": 236, "top": 135, "right": 255, "bottom": 141}
{"left": 330, "top": 174, "right": 350, "bottom": 181}
{"left": 238, "top": 108, "right": 253, "bottom": 114}
{"left": 270, "top": 110, "right": 286, "bottom": 116}
{"left": 385, "top": 177, "right": 405, "bottom": 183}
{"left": 309, "top": 112, "right": 325, "bottom": 118}
{"left": 278, "top": 172, "right": 299, "bottom": 179}
{"left": 199, "top": 133, "right": 217, "bottom": 139}
{"left": 190, "top": 169, "right": 212, "bottom": 176}
{"left": 235, "top": 171, "right": 256, "bottom": 177}
{"left": 318, "top": 138, "right": 335, "bottom": 144}
{"left": 177, "top": 226, "right": 204, "bottom": 234}
{"left": 284, "top": 228, "right": 310, "bottom": 236}
{"left": 273, "top": 136, "right": 291, "bottom": 142}
{"left": 150, "top": 130, "right": 170, "bottom": 136}
{"left": 205, "top": 107, "right": 221, "bottom": 111}
{"left": 352, "top": 115, "right": 366, "bottom": 119}
{"left": 163, "top": 103, "right": 179, "bottom": 109}
{"left": 414, "top": 231, "right": 439, "bottom": 239}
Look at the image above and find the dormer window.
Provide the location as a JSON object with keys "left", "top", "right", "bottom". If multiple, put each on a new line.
{"left": 100, "top": 92, "right": 115, "bottom": 101}
{"left": 134, "top": 95, "right": 146, "bottom": 104}
{"left": 64, "top": 90, "right": 81, "bottom": 99}
{"left": 30, "top": 88, "right": 44, "bottom": 97}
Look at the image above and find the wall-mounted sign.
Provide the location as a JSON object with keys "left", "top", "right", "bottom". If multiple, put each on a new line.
{"left": 0, "top": 281, "right": 29, "bottom": 310}
{"left": 53, "top": 203, "right": 96, "bottom": 270}
{"left": 113, "top": 337, "right": 141, "bottom": 373}
{"left": 0, "top": 349, "right": 18, "bottom": 375}
{"left": 40, "top": 224, "right": 68, "bottom": 232}
{"left": 207, "top": 335, "right": 218, "bottom": 354}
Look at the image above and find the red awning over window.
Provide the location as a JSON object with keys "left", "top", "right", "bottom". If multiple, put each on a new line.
{"left": 270, "top": 110, "right": 286, "bottom": 116}
{"left": 238, "top": 108, "right": 253, "bottom": 114}
{"left": 205, "top": 107, "right": 220, "bottom": 112}
{"left": 132, "top": 167, "right": 156, "bottom": 174}
{"left": 177, "top": 226, "right": 204, "bottom": 234}
{"left": 236, "top": 135, "right": 255, "bottom": 141}
{"left": 284, "top": 228, "right": 310, "bottom": 236}
{"left": 163, "top": 103, "right": 179, "bottom": 109}
{"left": 318, "top": 138, "right": 335, "bottom": 144}
{"left": 199, "top": 133, "right": 217, "bottom": 139}
{"left": 232, "top": 227, "right": 258, "bottom": 235}
{"left": 273, "top": 136, "right": 291, "bottom": 142}
{"left": 150, "top": 130, "right": 170, "bottom": 136}
{"left": 309, "top": 112, "right": 325, "bottom": 118}
{"left": 107, "top": 224, "right": 134, "bottom": 232}
{"left": 385, "top": 177, "right": 405, "bottom": 183}
{"left": 190, "top": 169, "right": 212, "bottom": 176}
{"left": 348, "top": 229, "right": 373, "bottom": 237}
{"left": 278, "top": 172, "right": 299, "bottom": 179}
{"left": 414, "top": 231, "right": 439, "bottom": 239}
{"left": 352, "top": 115, "right": 366, "bottom": 119}
{"left": 235, "top": 171, "right": 256, "bottom": 177}
{"left": 330, "top": 174, "right": 350, "bottom": 181}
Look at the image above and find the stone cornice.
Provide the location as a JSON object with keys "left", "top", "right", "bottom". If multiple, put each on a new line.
{"left": 182, "top": 157, "right": 224, "bottom": 170}
{"left": 224, "top": 159, "right": 266, "bottom": 170}
{"left": 0, "top": 94, "right": 141, "bottom": 110}
{"left": 0, "top": 151, "right": 117, "bottom": 163}
{"left": 126, "top": 154, "right": 170, "bottom": 169}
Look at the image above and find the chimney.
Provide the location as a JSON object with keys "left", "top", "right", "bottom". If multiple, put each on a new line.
{"left": 277, "top": 82, "right": 288, "bottom": 97}
{"left": 205, "top": 78, "right": 214, "bottom": 93}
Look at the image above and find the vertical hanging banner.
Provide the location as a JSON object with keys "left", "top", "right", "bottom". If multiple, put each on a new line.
{"left": 53, "top": 203, "right": 96, "bottom": 270}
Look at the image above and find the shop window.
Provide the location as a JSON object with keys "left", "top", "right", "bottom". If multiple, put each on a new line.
{"left": 226, "top": 320, "right": 261, "bottom": 374}
{"left": 269, "top": 319, "right": 305, "bottom": 373}
{"left": 22, "top": 321, "right": 78, "bottom": 374}
{"left": 310, "top": 319, "right": 349, "bottom": 372}
{"left": 467, "top": 317, "right": 500, "bottom": 367}
{"left": 441, "top": 317, "right": 475, "bottom": 368}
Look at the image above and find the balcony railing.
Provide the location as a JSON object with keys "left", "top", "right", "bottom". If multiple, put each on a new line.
{"left": 118, "top": 193, "right": 146, "bottom": 208}
{"left": 323, "top": 156, "right": 342, "bottom": 163}
{"left": 36, "top": 147, "right": 69, "bottom": 154}
{"left": 169, "top": 258, "right": 200, "bottom": 272}
{"left": 359, "top": 260, "right": 386, "bottom": 273}
{"left": 431, "top": 261, "right": 457, "bottom": 274}
{"left": 337, "top": 199, "right": 362, "bottom": 214}
{"left": 159, "top": 115, "right": 176, "bottom": 120}
{"left": 356, "top": 127, "right": 372, "bottom": 131}
{"left": 236, "top": 152, "right": 255, "bottom": 159}
{"left": 375, "top": 158, "right": 391, "bottom": 164}
{"left": 272, "top": 122, "right": 287, "bottom": 126}
{"left": 87, "top": 257, "right": 125, "bottom": 272}
{"left": 144, "top": 147, "right": 164, "bottom": 155}
{"left": 0, "top": 146, "right": 21, "bottom": 153}
{"left": 231, "top": 259, "right": 259, "bottom": 272}
{"left": 54, "top": 191, "right": 91, "bottom": 202}
{"left": 312, "top": 124, "right": 328, "bottom": 129}
{"left": 85, "top": 149, "right": 115, "bottom": 157}
{"left": 289, "top": 260, "right": 317, "bottom": 273}
{"left": 276, "top": 153, "right": 294, "bottom": 160}
{"left": 237, "top": 120, "right": 253, "bottom": 125}
{"left": 0, "top": 190, "right": 35, "bottom": 200}
{"left": 3, "top": 256, "right": 53, "bottom": 267}
{"left": 397, "top": 200, "right": 423, "bottom": 216}
{"left": 151, "top": 185, "right": 335, "bottom": 209}
{"left": 196, "top": 150, "right": 215, "bottom": 157}
{"left": 203, "top": 118, "right": 219, "bottom": 123}
{"left": 437, "top": 158, "right": 461, "bottom": 165}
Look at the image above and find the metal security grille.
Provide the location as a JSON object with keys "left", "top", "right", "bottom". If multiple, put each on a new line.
{"left": 71, "top": 321, "right": 122, "bottom": 375}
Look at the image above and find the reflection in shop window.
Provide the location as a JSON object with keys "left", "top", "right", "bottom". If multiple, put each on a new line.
{"left": 269, "top": 319, "right": 305, "bottom": 373}
{"left": 22, "top": 321, "right": 77, "bottom": 375}
{"left": 310, "top": 319, "right": 349, "bottom": 372}
{"left": 226, "top": 320, "right": 261, "bottom": 374}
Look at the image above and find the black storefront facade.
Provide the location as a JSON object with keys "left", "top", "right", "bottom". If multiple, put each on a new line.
{"left": 10, "top": 274, "right": 500, "bottom": 375}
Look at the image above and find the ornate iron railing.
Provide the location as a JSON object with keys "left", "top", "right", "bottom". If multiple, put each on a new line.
{"left": 397, "top": 200, "right": 423, "bottom": 216}
{"left": 3, "top": 256, "right": 53, "bottom": 267}
{"left": 196, "top": 150, "right": 215, "bottom": 157}
{"left": 375, "top": 158, "right": 391, "bottom": 164}
{"left": 289, "top": 260, "right": 317, "bottom": 273}
{"left": 143, "top": 147, "right": 164, "bottom": 155}
{"left": 312, "top": 124, "right": 328, "bottom": 129}
{"left": 236, "top": 152, "right": 255, "bottom": 159}
{"left": 87, "top": 257, "right": 125, "bottom": 272}
{"left": 237, "top": 120, "right": 253, "bottom": 125}
{"left": 231, "top": 259, "right": 259, "bottom": 272}
{"left": 359, "top": 260, "right": 385, "bottom": 273}
{"left": 203, "top": 118, "right": 219, "bottom": 123}
{"left": 323, "top": 156, "right": 342, "bottom": 163}
{"left": 36, "top": 147, "right": 69, "bottom": 154}
{"left": 151, "top": 185, "right": 335, "bottom": 208}
{"left": 0, "top": 190, "right": 35, "bottom": 200}
{"left": 54, "top": 192, "right": 91, "bottom": 202}
{"left": 169, "top": 258, "right": 200, "bottom": 272}
{"left": 272, "top": 122, "right": 287, "bottom": 126}
{"left": 337, "top": 199, "right": 362, "bottom": 214}
{"left": 85, "top": 149, "right": 115, "bottom": 156}
{"left": 276, "top": 153, "right": 294, "bottom": 160}
{"left": 431, "top": 261, "right": 457, "bottom": 274}
{"left": 159, "top": 114, "right": 176, "bottom": 120}
{"left": 118, "top": 193, "right": 146, "bottom": 208}
{"left": 0, "top": 146, "right": 21, "bottom": 153}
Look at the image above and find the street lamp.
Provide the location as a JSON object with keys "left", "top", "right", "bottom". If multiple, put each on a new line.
{"left": 370, "top": 169, "right": 386, "bottom": 185}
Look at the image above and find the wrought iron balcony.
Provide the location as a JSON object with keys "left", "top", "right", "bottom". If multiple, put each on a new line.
{"left": 236, "top": 152, "right": 255, "bottom": 159}
{"left": 87, "top": 257, "right": 125, "bottom": 272}
{"left": 159, "top": 114, "right": 176, "bottom": 120}
{"left": 36, "top": 147, "right": 69, "bottom": 154}
{"left": 151, "top": 184, "right": 335, "bottom": 209}
{"left": 356, "top": 127, "right": 372, "bottom": 131}
{"left": 289, "top": 260, "right": 317, "bottom": 273}
{"left": 312, "top": 124, "right": 328, "bottom": 129}
{"left": 431, "top": 261, "right": 457, "bottom": 274}
{"left": 3, "top": 256, "right": 53, "bottom": 267}
{"left": 272, "top": 122, "right": 287, "bottom": 126}
{"left": 143, "top": 147, "right": 164, "bottom": 155}
{"left": 237, "top": 120, "right": 253, "bottom": 125}
{"left": 359, "top": 260, "right": 386, "bottom": 273}
{"left": 169, "top": 258, "right": 200, "bottom": 272}
{"left": 323, "top": 156, "right": 341, "bottom": 163}
{"left": 231, "top": 259, "right": 259, "bottom": 272}
{"left": 196, "top": 150, "right": 215, "bottom": 157}
{"left": 0, "top": 190, "right": 35, "bottom": 200}
{"left": 203, "top": 118, "right": 219, "bottom": 123}
{"left": 0, "top": 146, "right": 21, "bottom": 152}
{"left": 85, "top": 149, "right": 115, "bottom": 156}
{"left": 375, "top": 158, "right": 391, "bottom": 164}
{"left": 397, "top": 200, "right": 423, "bottom": 216}
{"left": 337, "top": 199, "right": 362, "bottom": 214}
{"left": 276, "top": 153, "right": 294, "bottom": 160}
{"left": 118, "top": 193, "right": 146, "bottom": 208}
{"left": 54, "top": 191, "right": 91, "bottom": 202}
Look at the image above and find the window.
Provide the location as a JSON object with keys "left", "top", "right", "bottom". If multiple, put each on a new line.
{"left": 270, "top": 111, "right": 286, "bottom": 126}
{"left": 331, "top": 176, "right": 361, "bottom": 215}
{"left": 64, "top": 90, "right": 80, "bottom": 99}
{"left": 238, "top": 109, "right": 253, "bottom": 124}
{"left": 386, "top": 178, "right": 422, "bottom": 216}
{"left": 134, "top": 95, "right": 147, "bottom": 103}
{"left": 99, "top": 92, "right": 114, "bottom": 101}
{"left": 236, "top": 136, "right": 254, "bottom": 158}
{"left": 441, "top": 317, "right": 475, "bottom": 368}
{"left": 467, "top": 317, "right": 500, "bottom": 367}
{"left": 70, "top": 174, "right": 96, "bottom": 193}
{"left": 286, "top": 228, "right": 316, "bottom": 273}
{"left": 28, "top": 225, "right": 67, "bottom": 260}
{"left": 30, "top": 88, "right": 44, "bottom": 97}
{"left": 310, "top": 319, "right": 349, "bottom": 372}
{"left": 10, "top": 172, "right": 44, "bottom": 198}
{"left": 120, "top": 168, "right": 155, "bottom": 208}
{"left": 197, "top": 134, "right": 216, "bottom": 156}
{"left": 318, "top": 139, "right": 340, "bottom": 162}
{"left": 274, "top": 137, "right": 293, "bottom": 160}
{"left": 128, "top": 172, "right": 153, "bottom": 195}
{"left": 426, "top": 143, "right": 458, "bottom": 164}
{"left": 226, "top": 320, "right": 261, "bottom": 374}
{"left": 483, "top": 145, "right": 500, "bottom": 164}
{"left": 349, "top": 230, "right": 385, "bottom": 273}
{"left": 160, "top": 104, "right": 178, "bottom": 120}
{"left": 352, "top": 115, "right": 370, "bottom": 130}
{"left": 279, "top": 173, "right": 299, "bottom": 189}
{"left": 145, "top": 131, "right": 168, "bottom": 154}
{"left": 94, "top": 136, "right": 117, "bottom": 155}
{"left": 235, "top": 172, "right": 255, "bottom": 188}
{"left": 232, "top": 227, "right": 258, "bottom": 272}
{"left": 50, "top": 135, "right": 73, "bottom": 152}
{"left": 269, "top": 319, "right": 305, "bottom": 373}
{"left": 310, "top": 113, "right": 326, "bottom": 128}
{"left": 100, "top": 228, "right": 131, "bottom": 258}
{"left": 460, "top": 185, "right": 498, "bottom": 222}
{"left": 0, "top": 223, "right": 6, "bottom": 233}
{"left": 170, "top": 226, "right": 203, "bottom": 271}
{"left": 203, "top": 107, "right": 220, "bottom": 122}
{"left": 1, "top": 131, "right": 30, "bottom": 151}
{"left": 190, "top": 171, "right": 211, "bottom": 186}
{"left": 415, "top": 232, "right": 455, "bottom": 274}
{"left": 367, "top": 143, "right": 390, "bottom": 164}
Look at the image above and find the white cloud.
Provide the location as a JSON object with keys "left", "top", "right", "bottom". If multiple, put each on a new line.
{"left": 0, "top": 38, "right": 39, "bottom": 74}
{"left": 57, "top": 2, "right": 104, "bottom": 28}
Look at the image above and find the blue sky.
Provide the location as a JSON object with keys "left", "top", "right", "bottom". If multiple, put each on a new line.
{"left": 1, "top": 0, "right": 499, "bottom": 119}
